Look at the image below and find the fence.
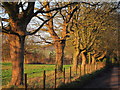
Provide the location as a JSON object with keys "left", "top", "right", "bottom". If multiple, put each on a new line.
{"left": 24, "top": 62, "right": 105, "bottom": 89}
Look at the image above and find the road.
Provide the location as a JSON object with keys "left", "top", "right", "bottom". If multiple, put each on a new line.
{"left": 83, "top": 66, "right": 120, "bottom": 89}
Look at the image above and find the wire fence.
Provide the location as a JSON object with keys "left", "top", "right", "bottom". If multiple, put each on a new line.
{"left": 24, "top": 62, "right": 105, "bottom": 89}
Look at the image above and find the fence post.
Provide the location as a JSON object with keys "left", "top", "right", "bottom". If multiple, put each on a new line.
{"left": 76, "top": 67, "right": 77, "bottom": 75}
{"left": 90, "top": 64, "right": 91, "bottom": 73}
{"left": 88, "top": 64, "right": 90, "bottom": 73}
{"left": 63, "top": 68, "right": 65, "bottom": 83}
{"left": 43, "top": 70, "right": 46, "bottom": 89}
{"left": 70, "top": 67, "right": 71, "bottom": 82}
{"left": 96, "top": 63, "right": 97, "bottom": 70}
{"left": 94, "top": 64, "right": 96, "bottom": 71}
{"left": 91, "top": 64, "right": 93, "bottom": 73}
{"left": 94, "top": 64, "right": 95, "bottom": 71}
{"left": 88, "top": 64, "right": 89, "bottom": 73}
{"left": 87, "top": 64, "right": 89, "bottom": 74}
{"left": 98, "top": 63, "right": 100, "bottom": 69}
{"left": 79, "top": 65, "right": 81, "bottom": 76}
{"left": 86, "top": 64, "right": 87, "bottom": 74}
{"left": 55, "top": 69, "right": 57, "bottom": 88}
{"left": 89, "top": 64, "right": 90, "bottom": 73}
{"left": 101, "top": 63, "right": 102, "bottom": 69}
{"left": 89, "top": 64, "right": 91, "bottom": 73}
{"left": 84, "top": 65, "right": 86, "bottom": 75}
{"left": 25, "top": 73, "right": 27, "bottom": 90}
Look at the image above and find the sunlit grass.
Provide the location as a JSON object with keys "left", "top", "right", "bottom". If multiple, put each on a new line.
{"left": 2, "top": 62, "right": 71, "bottom": 86}
{"left": 2, "top": 62, "right": 105, "bottom": 88}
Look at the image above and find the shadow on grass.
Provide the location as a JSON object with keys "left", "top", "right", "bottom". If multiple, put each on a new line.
{"left": 57, "top": 66, "right": 112, "bottom": 89}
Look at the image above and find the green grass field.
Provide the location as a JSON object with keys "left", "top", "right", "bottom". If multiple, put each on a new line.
{"left": 2, "top": 62, "right": 104, "bottom": 88}
{"left": 2, "top": 62, "right": 71, "bottom": 87}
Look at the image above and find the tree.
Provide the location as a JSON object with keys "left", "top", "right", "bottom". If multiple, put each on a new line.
{"left": 0, "top": 1, "right": 77, "bottom": 86}
{"left": 41, "top": 2, "right": 102, "bottom": 72}
{"left": 40, "top": 2, "right": 78, "bottom": 72}
{"left": 69, "top": 2, "right": 119, "bottom": 68}
{"left": 70, "top": 4, "right": 102, "bottom": 68}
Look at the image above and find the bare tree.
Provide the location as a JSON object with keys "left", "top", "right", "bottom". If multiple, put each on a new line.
{"left": 0, "top": 1, "right": 77, "bottom": 86}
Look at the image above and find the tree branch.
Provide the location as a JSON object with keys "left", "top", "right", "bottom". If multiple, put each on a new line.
{"left": 23, "top": 2, "right": 35, "bottom": 23}
{"left": 33, "top": 2, "right": 78, "bottom": 16}
{"left": 2, "top": 27, "right": 19, "bottom": 36}
{"left": 67, "top": 6, "right": 78, "bottom": 23}
{"left": 59, "top": 9, "right": 65, "bottom": 21}
{"left": 27, "top": 11, "right": 58, "bottom": 35}
{"left": 1, "top": 18, "right": 9, "bottom": 22}
{"left": 34, "top": 35, "right": 52, "bottom": 44}
{"left": 97, "top": 51, "right": 107, "bottom": 60}
{"left": 19, "top": 2, "right": 24, "bottom": 12}
{"left": 36, "top": 16, "right": 45, "bottom": 21}
{"left": 1, "top": 21, "right": 19, "bottom": 36}
{"left": 2, "top": 2, "right": 17, "bottom": 20}
{"left": 25, "top": 2, "right": 35, "bottom": 15}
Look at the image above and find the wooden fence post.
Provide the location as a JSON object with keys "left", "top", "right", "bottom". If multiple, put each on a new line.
{"left": 43, "top": 70, "right": 46, "bottom": 89}
{"left": 87, "top": 64, "right": 89, "bottom": 74}
{"left": 84, "top": 65, "right": 86, "bottom": 75}
{"left": 98, "top": 63, "right": 100, "bottom": 69}
{"left": 55, "top": 69, "right": 57, "bottom": 88}
{"left": 76, "top": 67, "right": 77, "bottom": 75}
{"left": 63, "top": 68, "right": 65, "bottom": 83}
{"left": 94, "top": 64, "right": 96, "bottom": 71}
{"left": 92, "top": 64, "right": 93, "bottom": 72}
{"left": 91, "top": 64, "right": 93, "bottom": 73}
{"left": 25, "top": 73, "right": 27, "bottom": 90}
{"left": 88, "top": 64, "right": 90, "bottom": 73}
{"left": 70, "top": 67, "right": 71, "bottom": 82}
{"left": 93, "top": 64, "right": 94, "bottom": 72}
{"left": 79, "top": 65, "right": 81, "bottom": 76}
{"left": 90, "top": 64, "right": 91, "bottom": 73}
{"left": 89, "top": 64, "right": 91, "bottom": 73}
{"left": 96, "top": 63, "right": 97, "bottom": 70}
{"left": 86, "top": 64, "right": 87, "bottom": 74}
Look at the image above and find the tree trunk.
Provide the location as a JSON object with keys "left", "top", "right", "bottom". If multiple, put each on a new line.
{"left": 9, "top": 35, "right": 25, "bottom": 86}
{"left": 81, "top": 51, "right": 87, "bottom": 67}
{"left": 72, "top": 30, "right": 80, "bottom": 69}
{"left": 54, "top": 41, "right": 65, "bottom": 72}
{"left": 72, "top": 49, "right": 80, "bottom": 69}
{"left": 88, "top": 52, "right": 91, "bottom": 64}
{"left": 92, "top": 55, "right": 96, "bottom": 64}
{"left": 97, "top": 51, "right": 107, "bottom": 60}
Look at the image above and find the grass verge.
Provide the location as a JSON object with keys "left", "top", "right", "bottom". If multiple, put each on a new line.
{"left": 57, "top": 65, "right": 112, "bottom": 88}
